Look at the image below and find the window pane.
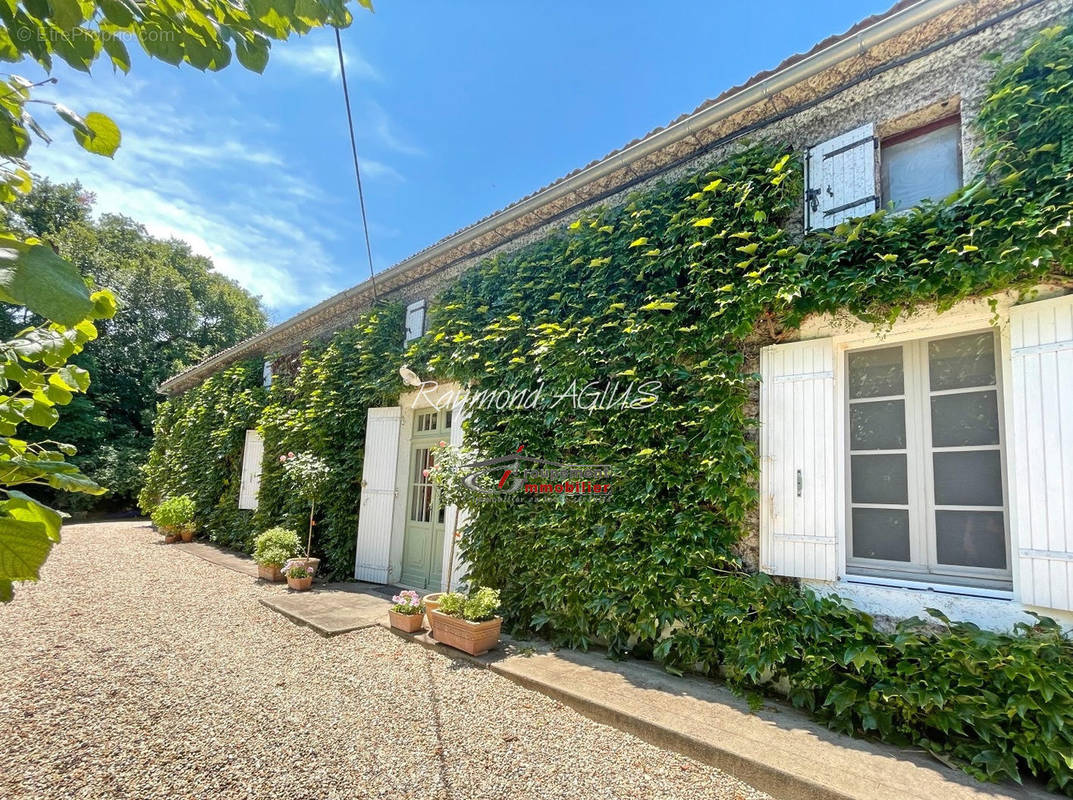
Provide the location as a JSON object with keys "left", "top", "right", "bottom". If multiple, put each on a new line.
{"left": 850, "top": 400, "right": 906, "bottom": 450}
{"left": 880, "top": 122, "right": 960, "bottom": 211}
{"left": 931, "top": 390, "right": 999, "bottom": 447}
{"left": 852, "top": 508, "right": 911, "bottom": 562}
{"left": 928, "top": 333, "right": 995, "bottom": 390}
{"left": 848, "top": 347, "right": 903, "bottom": 399}
{"left": 851, "top": 454, "right": 908, "bottom": 505}
{"left": 935, "top": 510, "right": 1006, "bottom": 569}
{"left": 933, "top": 450, "right": 1003, "bottom": 506}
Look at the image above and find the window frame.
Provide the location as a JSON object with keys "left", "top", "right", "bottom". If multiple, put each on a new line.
{"left": 879, "top": 114, "right": 963, "bottom": 212}
{"left": 843, "top": 329, "right": 1013, "bottom": 591}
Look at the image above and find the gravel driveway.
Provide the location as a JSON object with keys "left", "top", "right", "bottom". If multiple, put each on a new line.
{"left": 0, "top": 521, "right": 772, "bottom": 800}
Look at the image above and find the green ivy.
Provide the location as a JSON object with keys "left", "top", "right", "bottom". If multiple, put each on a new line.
{"left": 145, "top": 23, "right": 1073, "bottom": 792}
{"left": 141, "top": 360, "right": 266, "bottom": 550}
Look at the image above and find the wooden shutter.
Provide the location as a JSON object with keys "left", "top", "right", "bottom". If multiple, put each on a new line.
{"left": 806, "top": 123, "right": 877, "bottom": 231}
{"left": 759, "top": 338, "right": 839, "bottom": 580}
{"left": 262, "top": 359, "right": 273, "bottom": 388}
{"left": 1009, "top": 295, "right": 1073, "bottom": 611}
{"left": 238, "top": 430, "right": 263, "bottom": 510}
{"left": 404, "top": 300, "right": 426, "bottom": 343}
{"left": 354, "top": 407, "right": 403, "bottom": 582}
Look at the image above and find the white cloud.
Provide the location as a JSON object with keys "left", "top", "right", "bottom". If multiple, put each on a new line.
{"left": 271, "top": 42, "right": 380, "bottom": 82}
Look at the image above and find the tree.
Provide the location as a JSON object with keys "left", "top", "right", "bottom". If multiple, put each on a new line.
{"left": 0, "top": 0, "right": 374, "bottom": 600}
{"left": 2, "top": 180, "right": 267, "bottom": 510}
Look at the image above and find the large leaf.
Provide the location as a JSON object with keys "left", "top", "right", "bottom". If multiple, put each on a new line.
{"left": 0, "top": 240, "right": 93, "bottom": 324}
{"left": 73, "top": 111, "right": 120, "bottom": 157}
{"left": 0, "top": 512, "right": 53, "bottom": 581}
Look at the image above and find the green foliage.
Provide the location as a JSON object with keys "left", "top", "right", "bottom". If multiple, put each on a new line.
{"left": 436, "top": 592, "right": 464, "bottom": 617}
{"left": 253, "top": 305, "right": 406, "bottom": 577}
{"left": 252, "top": 526, "right": 302, "bottom": 567}
{"left": 141, "top": 360, "right": 267, "bottom": 550}
{"left": 150, "top": 494, "right": 195, "bottom": 533}
{"left": 142, "top": 304, "right": 405, "bottom": 574}
{"left": 437, "top": 587, "right": 501, "bottom": 622}
{"left": 2, "top": 181, "right": 268, "bottom": 512}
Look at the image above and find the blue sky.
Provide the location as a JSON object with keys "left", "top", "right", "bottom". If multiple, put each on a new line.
{"left": 27, "top": 0, "right": 893, "bottom": 323}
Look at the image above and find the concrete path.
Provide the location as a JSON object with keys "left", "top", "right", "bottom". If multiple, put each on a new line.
{"left": 174, "top": 540, "right": 258, "bottom": 577}
{"left": 259, "top": 582, "right": 393, "bottom": 635}
{"left": 177, "top": 545, "right": 1059, "bottom": 800}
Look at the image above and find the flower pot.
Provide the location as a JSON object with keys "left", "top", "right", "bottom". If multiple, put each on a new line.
{"left": 388, "top": 609, "right": 424, "bottom": 633}
{"left": 179, "top": 530, "right": 194, "bottom": 543}
{"left": 427, "top": 610, "right": 502, "bottom": 656}
{"left": 422, "top": 592, "right": 444, "bottom": 635}
{"left": 287, "top": 575, "right": 313, "bottom": 591}
{"left": 257, "top": 564, "right": 285, "bottom": 582}
{"left": 163, "top": 534, "right": 178, "bottom": 544}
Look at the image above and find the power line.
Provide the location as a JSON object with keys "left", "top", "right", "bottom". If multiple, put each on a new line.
{"left": 334, "top": 25, "right": 378, "bottom": 302}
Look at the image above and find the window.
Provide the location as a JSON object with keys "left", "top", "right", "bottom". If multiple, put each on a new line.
{"left": 880, "top": 117, "right": 961, "bottom": 211}
{"left": 846, "top": 331, "right": 1010, "bottom": 589}
{"left": 405, "top": 300, "right": 426, "bottom": 343}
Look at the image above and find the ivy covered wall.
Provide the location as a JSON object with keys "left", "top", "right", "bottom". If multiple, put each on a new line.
{"left": 144, "top": 25, "right": 1073, "bottom": 791}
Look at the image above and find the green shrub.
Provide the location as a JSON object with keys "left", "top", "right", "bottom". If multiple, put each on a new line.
{"left": 436, "top": 587, "right": 501, "bottom": 622}
{"left": 436, "top": 591, "right": 465, "bottom": 617}
{"left": 150, "top": 495, "right": 195, "bottom": 534}
{"left": 252, "top": 527, "right": 302, "bottom": 567}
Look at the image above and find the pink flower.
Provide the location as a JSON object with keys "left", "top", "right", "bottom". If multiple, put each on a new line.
{"left": 422, "top": 469, "right": 430, "bottom": 477}
{"left": 439, "top": 440, "right": 446, "bottom": 448}
{"left": 278, "top": 455, "right": 286, "bottom": 463}
{"left": 287, "top": 452, "right": 295, "bottom": 458}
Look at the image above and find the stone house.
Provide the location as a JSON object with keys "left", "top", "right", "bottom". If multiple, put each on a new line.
{"left": 161, "top": 0, "right": 1073, "bottom": 631}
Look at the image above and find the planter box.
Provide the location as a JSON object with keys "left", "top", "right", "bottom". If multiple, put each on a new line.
{"left": 388, "top": 609, "right": 424, "bottom": 633}
{"left": 423, "top": 592, "right": 444, "bottom": 635}
{"left": 287, "top": 575, "right": 312, "bottom": 591}
{"left": 257, "top": 564, "right": 284, "bottom": 582}
{"left": 428, "top": 610, "right": 502, "bottom": 656}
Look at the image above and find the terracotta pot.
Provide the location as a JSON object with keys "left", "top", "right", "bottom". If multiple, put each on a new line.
{"left": 388, "top": 609, "right": 424, "bottom": 633}
{"left": 179, "top": 530, "right": 194, "bottom": 543}
{"left": 422, "top": 592, "right": 444, "bottom": 635}
{"left": 257, "top": 564, "right": 284, "bottom": 582}
{"left": 163, "top": 534, "right": 178, "bottom": 544}
{"left": 287, "top": 575, "right": 313, "bottom": 591}
{"left": 427, "top": 610, "right": 502, "bottom": 656}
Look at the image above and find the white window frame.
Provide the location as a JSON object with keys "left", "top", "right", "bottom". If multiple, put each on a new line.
{"left": 800, "top": 296, "right": 1023, "bottom": 599}
{"left": 843, "top": 331, "right": 1012, "bottom": 591}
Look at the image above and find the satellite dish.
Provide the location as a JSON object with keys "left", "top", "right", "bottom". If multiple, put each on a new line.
{"left": 399, "top": 366, "right": 423, "bottom": 387}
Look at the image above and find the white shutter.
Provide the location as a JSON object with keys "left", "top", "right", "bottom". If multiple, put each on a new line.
{"left": 354, "top": 407, "right": 403, "bottom": 582}
{"left": 238, "top": 430, "right": 264, "bottom": 510}
{"left": 759, "top": 338, "right": 839, "bottom": 580}
{"left": 442, "top": 400, "right": 469, "bottom": 591}
{"left": 404, "top": 300, "right": 426, "bottom": 343}
{"left": 262, "top": 359, "right": 273, "bottom": 388}
{"left": 806, "top": 123, "right": 877, "bottom": 231}
{"left": 1009, "top": 295, "right": 1073, "bottom": 611}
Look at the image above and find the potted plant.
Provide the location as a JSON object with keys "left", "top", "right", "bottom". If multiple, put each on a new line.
{"left": 427, "top": 587, "right": 502, "bottom": 656}
{"left": 151, "top": 495, "right": 196, "bottom": 544}
{"left": 388, "top": 589, "right": 425, "bottom": 633}
{"left": 252, "top": 527, "right": 301, "bottom": 582}
{"left": 279, "top": 452, "right": 330, "bottom": 576}
{"left": 282, "top": 559, "right": 313, "bottom": 591}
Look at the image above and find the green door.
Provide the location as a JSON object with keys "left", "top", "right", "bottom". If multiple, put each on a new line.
{"left": 400, "top": 409, "right": 449, "bottom": 590}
